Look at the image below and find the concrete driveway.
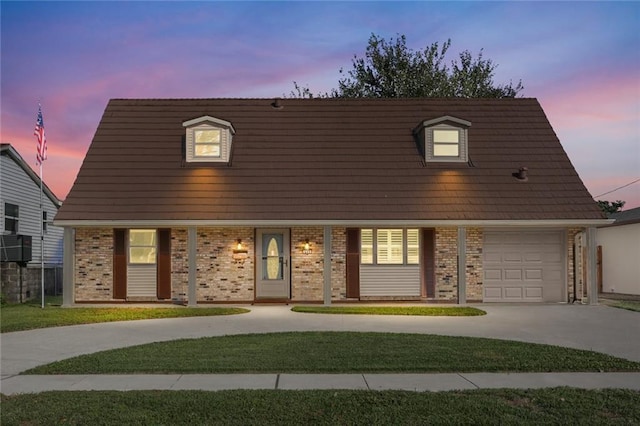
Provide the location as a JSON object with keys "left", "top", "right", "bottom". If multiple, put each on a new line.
{"left": 1, "top": 303, "right": 639, "bottom": 378}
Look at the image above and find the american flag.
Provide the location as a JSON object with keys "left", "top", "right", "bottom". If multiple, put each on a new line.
{"left": 34, "top": 104, "right": 47, "bottom": 165}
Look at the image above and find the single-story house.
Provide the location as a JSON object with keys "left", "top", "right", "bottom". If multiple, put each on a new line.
{"left": 597, "top": 207, "right": 640, "bottom": 296}
{"left": 54, "top": 98, "right": 608, "bottom": 306}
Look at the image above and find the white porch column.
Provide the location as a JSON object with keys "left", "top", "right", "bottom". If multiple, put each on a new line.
{"left": 457, "top": 226, "right": 467, "bottom": 304}
{"left": 586, "top": 226, "right": 598, "bottom": 305}
{"left": 323, "top": 226, "right": 332, "bottom": 306}
{"left": 188, "top": 226, "right": 197, "bottom": 307}
{"left": 62, "top": 227, "right": 75, "bottom": 307}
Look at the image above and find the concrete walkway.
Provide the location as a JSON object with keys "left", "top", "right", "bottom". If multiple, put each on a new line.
{"left": 3, "top": 372, "right": 640, "bottom": 395}
{"left": 2, "top": 304, "right": 639, "bottom": 394}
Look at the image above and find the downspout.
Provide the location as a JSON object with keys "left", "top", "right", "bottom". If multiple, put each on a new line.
{"left": 187, "top": 227, "right": 197, "bottom": 307}
{"left": 586, "top": 227, "right": 598, "bottom": 305}
{"left": 572, "top": 243, "right": 577, "bottom": 304}
{"left": 62, "top": 227, "right": 75, "bottom": 307}
{"left": 457, "top": 227, "right": 466, "bottom": 304}
{"left": 323, "top": 226, "right": 332, "bottom": 306}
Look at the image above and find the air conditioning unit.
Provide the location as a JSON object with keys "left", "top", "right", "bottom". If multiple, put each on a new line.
{"left": 1, "top": 234, "right": 33, "bottom": 263}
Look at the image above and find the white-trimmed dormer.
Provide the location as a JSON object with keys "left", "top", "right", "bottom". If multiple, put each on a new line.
{"left": 418, "top": 115, "right": 471, "bottom": 163}
{"left": 183, "top": 116, "right": 235, "bottom": 164}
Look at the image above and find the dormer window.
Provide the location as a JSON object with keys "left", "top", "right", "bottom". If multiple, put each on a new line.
{"left": 418, "top": 115, "right": 471, "bottom": 163}
{"left": 183, "top": 116, "right": 235, "bottom": 163}
{"left": 433, "top": 129, "right": 461, "bottom": 157}
{"left": 195, "top": 129, "right": 221, "bottom": 157}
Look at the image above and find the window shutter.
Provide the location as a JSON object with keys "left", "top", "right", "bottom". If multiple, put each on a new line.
{"left": 360, "top": 229, "right": 373, "bottom": 264}
{"left": 113, "top": 229, "right": 127, "bottom": 299}
{"left": 377, "top": 229, "right": 403, "bottom": 264}
{"left": 346, "top": 228, "right": 360, "bottom": 298}
{"left": 407, "top": 229, "right": 419, "bottom": 264}
{"left": 157, "top": 228, "right": 171, "bottom": 299}
{"left": 421, "top": 228, "right": 436, "bottom": 298}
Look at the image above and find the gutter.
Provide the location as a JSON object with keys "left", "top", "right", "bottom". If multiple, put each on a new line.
{"left": 54, "top": 219, "right": 614, "bottom": 228}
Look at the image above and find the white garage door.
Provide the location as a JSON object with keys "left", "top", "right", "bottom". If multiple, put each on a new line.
{"left": 483, "top": 230, "right": 565, "bottom": 302}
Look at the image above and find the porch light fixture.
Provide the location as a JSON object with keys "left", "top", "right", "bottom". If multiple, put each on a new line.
{"left": 303, "top": 239, "right": 311, "bottom": 254}
{"left": 233, "top": 239, "right": 248, "bottom": 254}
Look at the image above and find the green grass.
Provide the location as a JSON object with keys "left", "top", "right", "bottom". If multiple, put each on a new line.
{"left": 603, "top": 300, "right": 640, "bottom": 312}
{"left": 292, "top": 305, "right": 486, "bottom": 316}
{"left": 2, "top": 388, "right": 639, "bottom": 425}
{"left": 0, "top": 297, "right": 249, "bottom": 333}
{"left": 25, "top": 332, "right": 640, "bottom": 374}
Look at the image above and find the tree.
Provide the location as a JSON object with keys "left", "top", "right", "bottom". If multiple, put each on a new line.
{"left": 290, "top": 34, "right": 523, "bottom": 98}
{"left": 597, "top": 200, "right": 625, "bottom": 215}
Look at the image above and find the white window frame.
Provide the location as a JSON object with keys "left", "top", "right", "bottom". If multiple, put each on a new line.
{"left": 433, "top": 128, "right": 461, "bottom": 158}
{"left": 183, "top": 116, "right": 235, "bottom": 164}
{"left": 421, "top": 116, "right": 471, "bottom": 163}
{"left": 361, "top": 228, "right": 419, "bottom": 266}
{"left": 194, "top": 128, "right": 222, "bottom": 159}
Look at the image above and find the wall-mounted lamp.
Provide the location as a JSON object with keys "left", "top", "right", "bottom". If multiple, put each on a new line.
{"left": 302, "top": 239, "right": 311, "bottom": 255}
{"left": 233, "top": 239, "right": 248, "bottom": 255}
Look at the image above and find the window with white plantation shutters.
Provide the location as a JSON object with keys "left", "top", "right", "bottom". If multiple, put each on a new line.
{"left": 377, "top": 229, "right": 404, "bottom": 264}
{"left": 407, "top": 229, "right": 419, "bottom": 264}
{"left": 361, "top": 229, "right": 373, "bottom": 264}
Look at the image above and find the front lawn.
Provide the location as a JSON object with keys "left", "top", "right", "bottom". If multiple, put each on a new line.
{"left": 0, "top": 297, "right": 249, "bottom": 333}
{"left": 25, "top": 332, "right": 640, "bottom": 374}
{"left": 603, "top": 299, "right": 640, "bottom": 312}
{"left": 292, "top": 305, "right": 486, "bottom": 316}
{"left": 2, "top": 388, "right": 639, "bottom": 425}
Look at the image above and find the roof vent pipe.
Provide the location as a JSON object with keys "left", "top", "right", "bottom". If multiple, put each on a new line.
{"left": 513, "top": 167, "right": 529, "bottom": 181}
{"left": 271, "top": 98, "right": 283, "bottom": 109}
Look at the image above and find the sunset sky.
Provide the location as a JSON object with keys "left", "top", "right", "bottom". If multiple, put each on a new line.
{"left": 2, "top": 1, "right": 639, "bottom": 208}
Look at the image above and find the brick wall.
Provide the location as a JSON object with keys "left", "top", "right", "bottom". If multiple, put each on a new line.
{"left": 435, "top": 227, "right": 458, "bottom": 301}
{"left": 0, "top": 263, "right": 61, "bottom": 303}
{"left": 75, "top": 228, "right": 113, "bottom": 301}
{"left": 67, "top": 225, "right": 582, "bottom": 304}
{"left": 567, "top": 227, "right": 583, "bottom": 301}
{"left": 196, "top": 227, "right": 254, "bottom": 302}
{"left": 331, "top": 227, "right": 347, "bottom": 300}
{"left": 465, "top": 227, "right": 483, "bottom": 302}
{"left": 171, "top": 228, "right": 189, "bottom": 302}
{"left": 291, "top": 227, "right": 324, "bottom": 301}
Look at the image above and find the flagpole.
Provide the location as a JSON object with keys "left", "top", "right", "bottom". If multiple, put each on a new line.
{"left": 35, "top": 102, "right": 47, "bottom": 308}
{"left": 40, "top": 161, "right": 45, "bottom": 309}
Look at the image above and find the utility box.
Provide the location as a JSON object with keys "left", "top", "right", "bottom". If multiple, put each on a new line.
{"left": 1, "top": 234, "right": 33, "bottom": 263}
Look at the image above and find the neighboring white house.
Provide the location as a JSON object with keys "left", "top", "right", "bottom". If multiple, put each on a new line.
{"left": 1, "top": 143, "right": 64, "bottom": 302}
{"left": 597, "top": 207, "right": 640, "bottom": 296}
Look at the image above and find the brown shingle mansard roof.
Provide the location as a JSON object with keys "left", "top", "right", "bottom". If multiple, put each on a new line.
{"left": 55, "top": 98, "right": 604, "bottom": 223}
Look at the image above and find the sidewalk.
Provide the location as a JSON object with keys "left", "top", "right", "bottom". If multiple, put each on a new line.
{"left": 3, "top": 372, "right": 640, "bottom": 395}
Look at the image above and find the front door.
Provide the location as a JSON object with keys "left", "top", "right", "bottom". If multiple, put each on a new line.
{"left": 256, "top": 229, "right": 290, "bottom": 299}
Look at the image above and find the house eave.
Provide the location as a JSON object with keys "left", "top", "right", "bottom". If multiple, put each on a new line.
{"left": 53, "top": 219, "right": 614, "bottom": 228}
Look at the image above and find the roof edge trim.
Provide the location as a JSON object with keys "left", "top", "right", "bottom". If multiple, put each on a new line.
{"left": 182, "top": 115, "right": 236, "bottom": 134}
{"left": 1, "top": 144, "right": 62, "bottom": 207}
{"left": 54, "top": 219, "right": 614, "bottom": 228}
{"left": 422, "top": 115, "right": 471, "bottom": 128}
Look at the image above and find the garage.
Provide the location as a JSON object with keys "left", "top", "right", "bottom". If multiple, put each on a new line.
{"left": 483, "top": 230, "right": 565, "bottom": 302}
